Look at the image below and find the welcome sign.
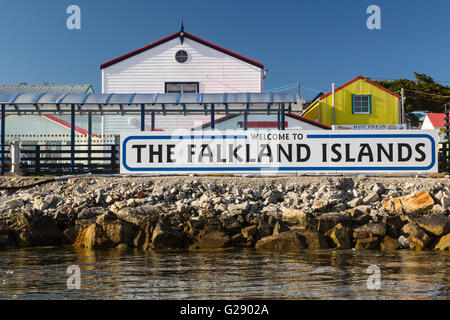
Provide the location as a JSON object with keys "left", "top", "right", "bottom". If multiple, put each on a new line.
{"left": 120, "top": 130, "right": 439, "bottom": 174}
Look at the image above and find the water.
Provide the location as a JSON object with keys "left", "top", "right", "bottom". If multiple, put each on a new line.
{"left": 0, "top": 247, "right": 449, "bottom": 299}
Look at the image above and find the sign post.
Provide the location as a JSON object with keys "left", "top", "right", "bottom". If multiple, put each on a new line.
{"left": 120, "top": 129, "right": 439, "bottom": 174}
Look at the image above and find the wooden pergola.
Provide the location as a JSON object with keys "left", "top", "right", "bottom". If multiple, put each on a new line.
{"left": 0, "top": 92, "right": 296, "bottom": 171}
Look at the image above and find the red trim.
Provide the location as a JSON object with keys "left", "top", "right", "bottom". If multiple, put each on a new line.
{"left": 237, "top": 121, "right": 287, "bottom": 128}
{"left": 100, "top": 31, "right": 264, "bottom": 69}
{"left": 100, "top": 32, "right": 179, "bottom": 69}
{"left": 191, "top": 114, "right": 239, "bottom": 130}
{"left": 44, "top": 115, "right": 89, "bottom": 136}
{"left": 317, "top": 76, "right": 400, "bottom": 100}
{"left": 287, "top": 113, "right": 332, "bottom": 130}
{"left": 0, "top": 115, "right": 8, "bottom": 120}
{"left": 183, "top": 32, "right": 264, "bottom": 68}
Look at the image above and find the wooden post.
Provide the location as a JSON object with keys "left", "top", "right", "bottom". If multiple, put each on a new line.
{"left": 70, "top": 104, "right": 75, "bottom": 173}
{"left": 140, "top": 104, "right": 145, "bottom": 131}
{"left": 151, "top": 111, "right": 155, "bottom": 131}
{"left": 243, "top": 110, "right": 248, "bottom": 131}
{"left": 88, "top": 111, "right": 92, "bottom": 167}
{"left": 401, "top": 88, "right": 406, "bottom": 125}
{"left": 210, "top": 104, "right": 215, "bottom": 129}
{"left": 35, "top": 145, "right": 40, "bottom": 175}
{"left": 110, "top": 144, "right": 117, "bottom": 173}
{"left": 1, "top": 104, "right": 4, "bottom": 175}
{"left": 445, "top": 103, "right": 450, "bottom": 172}
{"left": 277, "top": 106, "right": 280, "bottom": 130}
{"left": 281, "top": 103, "right": 286, "bottom": 130}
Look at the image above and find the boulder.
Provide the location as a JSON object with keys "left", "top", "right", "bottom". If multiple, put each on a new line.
{"left": 434, "top": 234, "right": 450, "bottom": 250}
{"left": 272, "top": 221, "right": 289, "bottom": 235}
{"left": 414, "top": 214, "right": 450, "bottom": 237}
{"left": 255, "top": 231, "right": 305, "bottom": 251}
{"left": 33, "top": 198, "right": 50, "bottom": 211}
{"left": 63, "top": 226, "right": 80, "bottom": 244}
{"left": 189, "top": 231, "right": 232, "bottom": 250}
{"left": 316, "top": 212, "right": 351, "bottom": 234}
{"left": 294, "top": 229, "right": 329, "bottom": 249}
{"left": 282, "top": 208, "right": 305, "bottom": 225}
{"left": 115, "top": 204, "right": 160, "bottom": 224}
{"left": 401, "top": 223, "right": 431, "bottom": 251}
{"left": 5, "top": 198, "right": 24, "bottom": 209}
{"left": 330, "top": 224, "right": 351, "bottom": 249}
{"left": 363, "top": 192, "right": 379, "bottom": 204}
{"left": 151, "top": 223, "right": 184, "bottom": 250}
{"left": 74, "top": 223, "right": 110, "bottom": 249}
{"left": 263, "top": 190, "right": 281, "bottom": 205}
{"left": 221, "top": 217, "right": 241, "bottom": 235}
{"left": 257, "top": 221, "right": 273, "bottom": 239}
{"left": 347, "top": 197, "right": 362, "bottom": 208}
{"left": 99, "top": 217, "right": 138, "bottom": 248}
{"left": 348, "top": 205, "right": 371, "bottom": 217}
{"left": 382, "top": 197, "right": 403, "bottom": 215}
{"left": 241, "top": 225, "right": 258, "bottom": 240}
{"left": 398, "top": 235, "right": 410, "bottom": 248}
{"left": 352, "top": 222, "right": 386, "bottom": 239}
{"left": 432, "top": 204, "right": 446, "bottom": 215}
{"left": 355, "top": 237, "right": 380, "bottom": 250}
{"left": 0, "top": 225, "right": 13, "bottom": 248}
{"left": 400, "top": 191, "right": 434, "bottom": 215}
{"left": 18, "top": 216, "right": 63, "bottom": 247}
{"left": 372, "top": 183, "right": 385, "bottom": 195}
{"left": 380, "top": 236, "right": 401, "bottom": 251}
{"left": 312, "top": 200, "right": 328, "bottom": 213}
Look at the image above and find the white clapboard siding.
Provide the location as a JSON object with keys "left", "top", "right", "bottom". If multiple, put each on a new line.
{"left": 196, "top": 114, "right": 327, "bottom": 131}
{"left": 104, "top": 115, "right": 213, "bottom": 136}
{"left": 102, "top": 38, "right": 262, "bottom": 93}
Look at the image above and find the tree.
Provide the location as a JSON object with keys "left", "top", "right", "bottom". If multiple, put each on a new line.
{"left": 373, "top": 73, "right": 450, "bottom": 127}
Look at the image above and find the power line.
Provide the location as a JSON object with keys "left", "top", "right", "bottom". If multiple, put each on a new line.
{"left": 403, "top": 88, "right": 450, "bottom": 99}
{"left": 369, "top": 77, "right": 450, "bottom": 84}
{"left": 265, "top": 82, "right": 298, "bottom": 92}
{"left": 266, "top": 82, "right": 323, "bottom": 93}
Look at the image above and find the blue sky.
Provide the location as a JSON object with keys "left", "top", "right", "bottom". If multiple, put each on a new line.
{"left": 0, "top": 0, "right": 449, "bottom": 98}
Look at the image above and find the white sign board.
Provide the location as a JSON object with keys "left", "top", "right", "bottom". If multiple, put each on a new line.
{"left": 120, "top": 130, "right": 438, "bottom": 174}
{"left": 333, "top": 124, "right": 406, "bottom": 130}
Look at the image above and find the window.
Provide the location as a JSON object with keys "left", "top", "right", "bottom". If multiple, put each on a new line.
{"left": 165, "top": 82, "right": 199, "bottom": 93}
{"left": 175, "top": 50, "right": 189, "bottom": 63}
{"left": 352, "top": 95, "right": 371, "bottom": 114}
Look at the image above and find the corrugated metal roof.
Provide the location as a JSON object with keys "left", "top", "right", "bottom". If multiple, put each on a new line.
{"left": 0, "top": 92, "right": 296, "bottom": 115}
{"left": 0, "top": 84, "right": 93, "bottom": 94}
{"left": 0, "top": 92, "right": 295, "bottom": 105}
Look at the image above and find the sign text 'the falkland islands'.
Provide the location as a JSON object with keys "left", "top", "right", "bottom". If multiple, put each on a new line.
{"left": 120, "top": 130, "right": 438, "bottom": 174}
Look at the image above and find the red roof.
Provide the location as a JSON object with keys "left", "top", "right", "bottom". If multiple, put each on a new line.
{"left": 317, "top": 76, "right": 400, "bottom": 100}
{"left": 424, "top": 113, "right": 446, "bottom": 128}
{"left": 44, "top": 115, "right": 91, "bottom": 136}
{"left": 101, "top": 32, "right": 264, "bottom": 69}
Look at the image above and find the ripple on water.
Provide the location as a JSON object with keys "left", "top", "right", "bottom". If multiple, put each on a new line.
{"left": 0, "top": 247, "right": 448, "bottom": 299}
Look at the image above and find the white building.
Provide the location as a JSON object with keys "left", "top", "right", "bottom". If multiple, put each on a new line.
{"left": 100, "top": 25, "right": 315, "bottom": 134}
{"left": 101, "top": 25, "right": 265, "bottom": 94}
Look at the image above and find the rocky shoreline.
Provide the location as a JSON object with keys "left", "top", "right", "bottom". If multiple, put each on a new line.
{"left": 0, "top": 175, "right": 450, "bottom": 252}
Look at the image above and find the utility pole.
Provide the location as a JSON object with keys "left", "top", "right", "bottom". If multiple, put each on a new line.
{"left": 297, "top": 82, "right": 302, "bottom": 110}
{"left": 332, "top": 83, "right": 335, "bottom": 128}
{"left": 400, "top": 88, "right": 406, "bottom": 126}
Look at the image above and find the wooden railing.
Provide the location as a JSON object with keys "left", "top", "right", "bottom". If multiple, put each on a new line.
{"left": 0, "top": 144, "right": 10, "bottom": 174}
{"left": 19, "top": 144, "right": 119, "bottom": 175}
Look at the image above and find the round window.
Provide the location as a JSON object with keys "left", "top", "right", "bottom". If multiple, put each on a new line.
{"left": 175, "top": 50, "right": 188, "bottom": 63}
